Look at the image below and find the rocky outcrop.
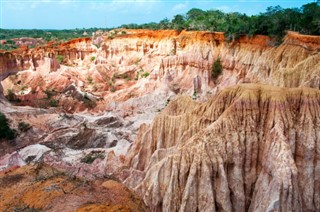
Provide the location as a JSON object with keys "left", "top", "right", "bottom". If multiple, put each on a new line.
{"left": 124, "top": 84, "right": 320, "bottom": 211}
{"left": 0, "top": 38, "right": 94, "bottom": 80}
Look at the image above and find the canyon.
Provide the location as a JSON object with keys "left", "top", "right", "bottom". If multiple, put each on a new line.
{"left": 0, "top": 29, "right": 319, "bottom": 211}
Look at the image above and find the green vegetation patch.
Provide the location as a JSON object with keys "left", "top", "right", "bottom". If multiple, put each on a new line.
{"left": 6, "top": 89, "right": 21, "bottom": 103}
{"left": 211, "top": 57, "right": 223, "bottom": 79}
{"left": 55, "top": 55, "right": 64, "bottom": 64}
{"left": 87, "top": 76, "right": 94, "bottom": 84}
{"left": 112, "top": 73, "right": 131, "bottom": 82}
{"left": 0, "top": 112, "right": 16, "bottom": 140}
{"left": 49, "top": 99, "right": 59, "bottom": 107}
{"left": 141, "top": 72, "right": 150, "bottom": 78}
{"left": 44, "top": 88, "right": 56, "bottom": 99}
{"left": 121, "top": 2, "right": 320, "bottom": 40}
{"left": 18, "top": 122, "right": 31, "bottom": 132}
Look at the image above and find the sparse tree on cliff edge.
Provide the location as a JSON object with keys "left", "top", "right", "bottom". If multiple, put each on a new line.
{"left": 159, "top": 18, "right": 171, "bottom": 29}
{"left": 172, "top": 15, "right": 185, "bottom": 30}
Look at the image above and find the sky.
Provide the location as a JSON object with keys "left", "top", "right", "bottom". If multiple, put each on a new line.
{"left": 0, "top": 0, "right": 316, "bottom": 29}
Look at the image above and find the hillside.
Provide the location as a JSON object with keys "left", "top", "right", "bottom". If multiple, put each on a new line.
{"left": 0, "top": 29, "right": 319, "bottom": 211}
{"left": 125, "top": 84, "right": 320, "bottom": 211}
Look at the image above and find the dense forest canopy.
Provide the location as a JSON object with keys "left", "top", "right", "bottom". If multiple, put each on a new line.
{"left": 0, "top": 1, "right": 319, "bottom": 50}
{"left": 121, "top": 2, "right": 320, "bottom": 39}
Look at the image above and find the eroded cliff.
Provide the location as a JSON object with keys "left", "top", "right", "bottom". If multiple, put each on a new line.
{"left": 1, "top": 30, "right": 319, "bottom": 113}
{"left": 124, "top": 84, "right": 320, "bottom": 211}
{"left": 0, "top": 30, "right": 319, "bottom": 212}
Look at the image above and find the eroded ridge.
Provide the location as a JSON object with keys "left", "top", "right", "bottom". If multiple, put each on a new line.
{"left": 125, "top": 84, "right": 320, "bottom": 211}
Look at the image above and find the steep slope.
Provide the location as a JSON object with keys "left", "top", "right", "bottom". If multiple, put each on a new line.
{"left": 124, "top": 84, "right": 320, "bottom": 211}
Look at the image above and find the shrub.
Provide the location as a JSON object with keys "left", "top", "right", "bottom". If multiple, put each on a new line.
{"left": 7, "top": 89, "right": 16, "bottom": 102}
{"left": 121, "top": 73, "right": 129, "bottom": 79}
{"left": 111, "top": 73, "right": 117, "bottom": 82}
{"left": 0, "top": 112, "right": 16, "bottom": 140}
{"left": 49, "top": 99, "right": 59, "bottom": 107}
{"left": 44, "top": 88, "right": 55, "bottom": 99}
{"left": 119, "top": 73, "right": 131, "bottom": 81}
{"left": 56, "top": 55, "right": 64, "bottom": 64}
{"left": 141, "top": 72, "right": 149, "bottom": 78}
{"left": 90, "top": 56, "right": 96, "bottom": 62}
{"left": 18, "top": 121, "right": 31, "bottom": 132}
{"left": 87, "top": 77, "right": 93, "bottom": 84}
{"left": 80, "top": 151, "right": 105, "bottom": 164}
{"left": 112, "top": 73, "right": 130, "bottom": 82}
{"left": 134, "top": 69, "right": 144, "bottom": 80}
{"left": 211, "top": 58, "right": 223, "bottom": 79}
{"left": 6, "top": 89, "right": 20, "bottom": 103}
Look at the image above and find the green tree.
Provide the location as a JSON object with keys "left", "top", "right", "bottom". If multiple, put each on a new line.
{"left": 159, "top": 18, "right": 171, "bottom": 29}
{"left": 301, "top": 2, "right": 320, "bottom": 35}
{"left": 186, "top": 8, "right": 205, "bottom": 20}
{"left": 206, "top": 10, "right": 226, "bottom": 32}
{"left": 172, "top": 15, "right": 186, "bottom": 30}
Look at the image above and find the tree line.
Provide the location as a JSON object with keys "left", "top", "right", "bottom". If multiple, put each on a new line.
{"left": 121, "top": 2, "right": 320, "bottom": 40}
{"left": 0, "top": 28, "right": 105, "bottom": 50}
{"left": 0, "top": 2, "right": 318, "bottom": 50}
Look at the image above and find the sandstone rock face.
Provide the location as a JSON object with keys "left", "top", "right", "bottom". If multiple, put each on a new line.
{"left": 1, "top": 30, "right": 319, "bottom": 114}
{"left": 124, "top": 84, "right": 320, "bottom": 212}
{"left": 0, "top": 38, "right": 94, "bottom": 78}
{"left": 0, "top": 30, "right": 319, "bottom": 211}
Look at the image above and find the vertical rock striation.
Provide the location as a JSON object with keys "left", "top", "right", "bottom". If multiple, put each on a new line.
{"left": 125, "top": 84, "right": 320, "bottom": 211}
{"left": 1, "top": 30, "right": 319, "bottom": 103}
